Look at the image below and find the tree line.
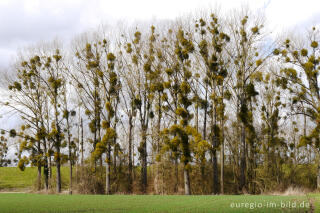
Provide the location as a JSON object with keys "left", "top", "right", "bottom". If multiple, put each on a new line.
{"left": 0, "top": 8, "right": 319, "bottom": 195}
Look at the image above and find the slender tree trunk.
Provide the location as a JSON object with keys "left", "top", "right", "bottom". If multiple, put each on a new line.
{"left": 155, "top": 94, "right": 162, "bottom": 194}
{"left": 195, "top": 99, "right": 199, "bottom": 132}
{"left": 49, "top": 155, "right": 52, "bottom": 179}
{"left": 106, "top": 145, "right": 111, "bottom": 194}
{"left": 93, "top": 128, "right": 97, "bottom": 172}
{"left": 203, "top": 90, "right": 208, "bottom": 140}
{"left": 66, "top": 115, "right": 73, "bottom": 195}
{"left": 239, "top": 123, "right": 246, "bottom": 192}
{"left": 56, "top": 147, "right": 62, "bottom": 193}
{"left": 220, "top": 87, "right": 225, "bottom": 194}
{"left": 98, "top": 120, "right": 103, "bottom": 178}
{"left": 76, "top": 112, "right": 80, "bottom": 184}
{"left": 81, "top": 118, "right": 84, "bottom": 166}
{"left": 220, "top": 118, "right": 225, "bottom": 194}
{"left": 252, "top": 143, "right": 256, "bottom": 194}
{"left": 113, "top": 111, "right": 118, "bottom": 181}
{"left": 55, "top": 122, "right": 62, "bottom": 193}
{"left": 128, "top": 114, "right": 133, "bottom": 193}
{"left": 133, "top": 142, "right": 135, "bottom": 181}
{"left": 43, "top": 138, "right": 49, "bottom": 190}
{"left": 36, "top": 138, "right": 42, "bottom": 191}
{"left": 37, "top": 164, "right": 41, "bottom": 191}
{"left": 174, "top": 158, "right": 179, "bottom": 193}
{"left": 200, "top": 163, "right": 205, "bottom": 194}
{"left": 203, "top": 90, "right": 208, "bottom": 193}
{"left": 69, "top": 157, "right": 73, "bottom": 195}
{"left": 317, "top": 152, "right": 320, "bottom": 189}
{"left": 113, "top": 148, "right": 117, "bottom": 175}
{"left": 140, "top": 127, "right": 148, "bottom": 193}
{"left": 212, "top": 149, "right": 218, "bottom": 194}
{"left": 183, "top": 164, "right": 191, "bottom": 195}
{"left": 53, "top": 91, "right": 62, "bottom": 194}
{"left": 173, "top": 113, "right": 179, "bottom": 194}
{"left": 201, "top": 96, "right": 207, "bottom": 193}
{"left": 44, "top": 157, "right": 49, "bottom": 190}
{"left": 212, "top": 107, "right": 219, "bottom": 194}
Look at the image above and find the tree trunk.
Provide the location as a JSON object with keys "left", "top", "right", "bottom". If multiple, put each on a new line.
{"left": 212, "top": 149, "right": 218, "bottom": 194}
{"left": 128, "top": 114, "right": 133, "bottom": 193}
{"left": 140, "top": 127, "right": 147, "bottom": 193}
{"left": 44, "top": 158, "right": 49, "bottom": 190}
{"left": 43, "top": 138, "right": 49, "bottom": 190}
{"left": 203, "top": 91, "right": 209, "bottom": 193}
{"left": 203, "top": 106, "right": 207, "bottom": 140}
{"left": 155, "top": 94, "right": 162, "bottom": 194}
{"left": 183, "top": 165, "right": 191, "bottom": 195}
{"left": 49, "top": 155, "right": 52, "bottom": 179}
{"left": 66, "top": 116, "right": 73, "bottom": 195}
{"left": 220, "top": 120, "right": 225, "bottom": 194}
{"left": 56, "top": 148, "right": 62, "bottom": 193}
{"left": 69, "top": 154, "right": 72, "bottom": 195}
{"left": 200, "top": 163, "right": 205, "bottom": 194}
{"left": 113, "top": 149, "right": 117, "bottom": 175}
{"left": 174, "top": 158, "right": 179, "bottom": 193}
{"left": 53, "top": 93, "right": 62, "bottom": 194}
{"left": 195, "top": 100, "right": 199, "bottom": 132}
{"left": 239, "top": 123, "right": 246, "bottom": 192}
{"left": 317, "top": 152, "right": 320, "bottom": 189}
{"left": 81, "top": 118, "right": 84, "bottom": 166}
{"left": 37, "top": 164, "right": 41, "bottom": 191}
{"left": 212, "top": 107, "right": 219, "bottom": 194}
{"left": 133, "top": 143, "right": 135, "bottom": 181}
{"left": 203, "top": 89, "right": 208, "bottom": 140}
{"left": 106, "top": 146, "right": 111, "bottom": 194}
{"left": 69, "top": 160, "right": 73, "bottom": 195}
{"left": 220, "top": 87, "right": 225, "bottom": 194}
{"left": 106, "top": 162, "right": 110, "bottom": 194}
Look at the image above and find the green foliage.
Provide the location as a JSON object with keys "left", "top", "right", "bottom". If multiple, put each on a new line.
{"left": 9, "top": 129, "right": 17, "bottom": 138}
{"left": 17, "top": 156, "right": 29, "bottom": 171}
{"left": 311, "top": 41, "right": 318, "bottom": 48}
{"left": 245, "top": 83, "right": 259, "bottom": 98}
{"left": 107, "top": 53, "right": 116, "bottom": 61}
{"left": 273, "top": 48, "right": 280, "bottom": 55}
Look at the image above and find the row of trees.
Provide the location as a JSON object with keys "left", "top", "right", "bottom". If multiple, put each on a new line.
{"left": 1, "top": 8, "right": 319, "bottom": 195}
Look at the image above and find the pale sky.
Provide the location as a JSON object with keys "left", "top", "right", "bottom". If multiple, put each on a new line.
{"left": 0, "top": 0, "right": 319, "bottom": 69}
{"left": 0, "top": 0, "right": 319, "bottom": 162}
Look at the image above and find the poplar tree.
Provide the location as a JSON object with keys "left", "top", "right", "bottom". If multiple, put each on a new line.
{"left": 163, "top": 28, "right": 209, "bottom": 195}
{"left": 195, "top": 14, "right": 230, "bottom": 194}
{"left": 121, "top": 29, "right": 155, "bottom": 193}
{"left": 258, "top": 68, "right": 286, "bottom": 192}
{"left": 6, "top": 55, "right": 51, "bottom": 191}
{"left": 226, "top": 12, "right": 267, "bottom": 191}
{"left": 44, "top": 50, "right": 65, "bottom": 193}
{"left": 274, "top": 27, "right": 320, "bottom": 188}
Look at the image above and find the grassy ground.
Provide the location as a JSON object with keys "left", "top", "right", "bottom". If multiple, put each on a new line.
{"left": 0, "top": 193, "right": 311, "bottom": 213}
{"left": 308, "top": 194, "right": 320, "bottom": 212}
{"left": 0, "top": 167, "right": 315, "bottom": 212}
{"left": 0, "top": 167, "right": 70, "bottom": 190}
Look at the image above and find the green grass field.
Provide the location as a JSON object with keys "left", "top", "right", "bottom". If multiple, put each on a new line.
{"left": 0, "top": 167, "right": 70, "bottom": 190}
{"left": 0, "top": 193, "right": 313, "bottom": 213}
{"left": 0, "top": 167, "right": 317, "bottom": 212}
{"left": 308, "top": 194, "right": 320, "bottom": 212}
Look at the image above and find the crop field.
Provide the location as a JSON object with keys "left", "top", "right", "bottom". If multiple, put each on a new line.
{"left": 0, "top": 193, "right": 314, "bottom": 213}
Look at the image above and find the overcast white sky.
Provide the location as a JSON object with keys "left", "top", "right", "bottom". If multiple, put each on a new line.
{"left": 0, "top": 0, "right": 319, "bottom": 69}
